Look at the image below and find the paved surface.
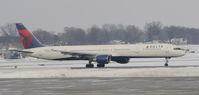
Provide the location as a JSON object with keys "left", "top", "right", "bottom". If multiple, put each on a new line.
{"left": 0, "top": 77, "right": 199, "bottom": 95}
{"left": 71, "top": 65, "right": 199, "bottom": 69}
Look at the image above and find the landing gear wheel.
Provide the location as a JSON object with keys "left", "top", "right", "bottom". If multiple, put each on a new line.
{"left": 86, "top": 59, "right": 94, "bottom": 68}
{"left": 164, "top": 57, "right": 169, "bottom": 67}
{"left": 164, "top": 63, "right": 168, "bottom": 67}
{"left": 86, "top": 64, "right": 94, "bottom": 68}
{"left": 97, "top": 64, "right": 105, "bottom": 68}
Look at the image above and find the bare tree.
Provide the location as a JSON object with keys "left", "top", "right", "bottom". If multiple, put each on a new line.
{"left": 0, "top": 23, "right": 17, "bottom": 36}
{"left": 60, "top": 27, "right": 86, "bottom": 45}
{"left": 33, "top": 29, "right": 58, "bottom": 45}
{"left": 145, "top": 21, "right": 163, "bottom": 41}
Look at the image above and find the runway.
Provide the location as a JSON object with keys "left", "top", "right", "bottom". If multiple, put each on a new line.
{"left": 0, "top": 77, "right": 199, "bottom": 95}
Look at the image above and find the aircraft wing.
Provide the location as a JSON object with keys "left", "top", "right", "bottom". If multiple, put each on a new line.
{"left": 51, "top": 49, "right": 96, "bottom": 58}
{"left": 17, "top": 50, "right": 33, "bottom": 54}
{"left": 8, "top": 49, "right": 33, "bottom": 54}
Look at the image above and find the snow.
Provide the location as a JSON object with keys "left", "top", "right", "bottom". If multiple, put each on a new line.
{"left": 0, "top": 45, "right": 199, "bottom": 78}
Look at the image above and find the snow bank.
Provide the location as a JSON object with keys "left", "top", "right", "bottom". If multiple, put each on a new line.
{"left": 0, "top": 66, "right": 199, "bottom": 78}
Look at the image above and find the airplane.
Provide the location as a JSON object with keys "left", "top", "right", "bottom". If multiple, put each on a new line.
{"left": 15, "top": 23, "right": 187, "bottom": 68}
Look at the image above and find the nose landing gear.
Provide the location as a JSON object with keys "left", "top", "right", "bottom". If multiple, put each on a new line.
{"left": 164, "top": 57, "right": 170, "bottom": 67}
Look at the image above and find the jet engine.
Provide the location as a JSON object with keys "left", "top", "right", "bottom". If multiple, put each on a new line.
{"left": 96, "top": 55, "right": 111, "bottom": 64}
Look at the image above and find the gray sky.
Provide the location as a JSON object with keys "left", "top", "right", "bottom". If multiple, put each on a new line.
{"left": 0, "top": 0, "right": 199, "bottom": 32}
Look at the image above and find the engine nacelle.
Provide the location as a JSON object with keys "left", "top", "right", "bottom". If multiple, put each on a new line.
{"left": 96, "top": 55, "right": 111, "bottom": 64}
{"left": 111, "top": 57, "right": 130, "bottom": 64}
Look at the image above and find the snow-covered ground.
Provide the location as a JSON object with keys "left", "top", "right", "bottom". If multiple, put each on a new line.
{"left": 0, "top": 45, "right": 199, "bottom": 78}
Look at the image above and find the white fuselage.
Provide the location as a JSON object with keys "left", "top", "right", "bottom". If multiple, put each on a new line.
{"left": 22, "top": 43, "right": 186, "bottom": 60}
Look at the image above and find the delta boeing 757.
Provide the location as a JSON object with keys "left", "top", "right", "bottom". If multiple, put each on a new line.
{"left": 15, "top": 23, "right": 187, "bottom": 68}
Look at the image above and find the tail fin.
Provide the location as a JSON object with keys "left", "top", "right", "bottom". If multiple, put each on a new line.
{"left": 16, "top": 23, "right": 43, "bottom": 49}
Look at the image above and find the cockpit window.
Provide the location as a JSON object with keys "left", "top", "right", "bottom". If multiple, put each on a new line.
{"left": 173, "top": 48, "right": 182, "bottom": 50}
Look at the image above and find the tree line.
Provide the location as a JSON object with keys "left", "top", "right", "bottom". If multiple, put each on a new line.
{"left": 1, "top": 22, "right": 199, "bottom": 48}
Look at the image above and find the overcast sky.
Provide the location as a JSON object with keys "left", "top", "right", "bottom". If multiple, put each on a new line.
{"left": 0, "top": 0, "right": 199, "bottom": 32}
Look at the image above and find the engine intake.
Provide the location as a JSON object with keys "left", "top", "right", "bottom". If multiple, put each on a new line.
{"left": 96, "top": 55, "right": 111, "bottom": 64}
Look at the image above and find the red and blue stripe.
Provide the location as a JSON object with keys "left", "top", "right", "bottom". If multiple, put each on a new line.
{"left": 16, "top": 23, "right": 43, "bottom": 49}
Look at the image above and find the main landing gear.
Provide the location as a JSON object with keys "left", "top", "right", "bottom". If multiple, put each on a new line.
{"left": 164, "top": 57, "right": 170, "bottom": 67}
{"left": 97, "top": 63, "right": 105, "bottom": 68}
{"left": 86, "top": 60, "right": 94, "bottom": 68}
{"left": 85, "top": 60, "right": 105, "bottom": 68}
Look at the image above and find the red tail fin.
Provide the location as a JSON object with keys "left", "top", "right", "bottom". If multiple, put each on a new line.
{"left": 16, "top": 23, "right": 43, "bottom": 49}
